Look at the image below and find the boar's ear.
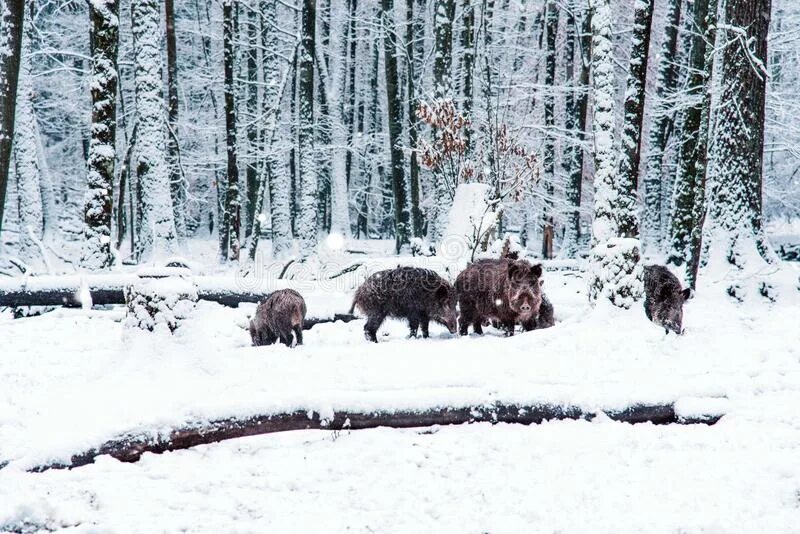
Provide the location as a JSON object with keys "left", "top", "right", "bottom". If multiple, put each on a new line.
{"left": 507, "top": 261, "right": 520, "bottom": 279}
{"left": 682, "top": 288, "right": 693, "bottom": 301}
{"left": 531, "top": 263, "right": 543, "bottom": 278}
{"left": 436, "top": 284, "right": 449, "bottom": 301}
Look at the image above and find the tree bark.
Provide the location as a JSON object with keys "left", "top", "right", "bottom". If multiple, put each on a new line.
{"left": 0, "top": 0, "right": 25, "bottom": 240}
{"left": 82, "top": 0, "right": 119, "bottom": 270}
{"left": 541, "top": 0, "right": 558, "bottom": 259}
{"left": 406, "top": 0, "right": 423, "bottom": 237}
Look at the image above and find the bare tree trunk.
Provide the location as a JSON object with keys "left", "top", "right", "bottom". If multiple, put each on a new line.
{"left": 541, "top": 0, "right": 558, "bottom": 259}
{"left": 381, "top": 0, "right": 410, "bottom": 252}
{"left": 221, "top": 0, "right": 240, "bottom": 261}
{"left": 0, "top": 0, "right": 25, "bottom": 240}
{"left": 165, "top": 0, "right": 186, "bottom": 240}
{"left": 82, "top": 0, "right": 119, "bottom": 270}
{"left": 406, "top": 0, "right": 423, "bottom": 237}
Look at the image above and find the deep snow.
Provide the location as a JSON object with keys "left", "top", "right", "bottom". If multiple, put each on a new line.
{"left": 0, "top": 251, "right": 799, "bottom": 532}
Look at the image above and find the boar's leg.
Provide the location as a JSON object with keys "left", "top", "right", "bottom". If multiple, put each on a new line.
{"left": 420, "top": 314, "right": 430, "bottom": 338}
{"left": 472, "top": 320, "right": 484, "bottom": 335}
{"left": 502, "top": 320, "right": 516, "bottom": 336}
{"left": 364, "top": 313, "right": 386, "bottom": 343}
{"left": 263, "top": 329, "right": 278, "bottom": 346}
{"left": 279, "top": 332, "right": 294, "bottom": 347}
{"left": 521, "top": 318, "right": 536, "bottom": 332}
{"left": 458, "top": 301, "right": 478, "bottom": 336}
{"left": 408, "top": 318, "right": 419, "bottom": 338}
{"left": 293, "top": 325, "right": 303, "bottom": 345}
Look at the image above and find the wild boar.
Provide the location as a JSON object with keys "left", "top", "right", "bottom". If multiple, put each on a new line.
{"left": 250, "top": 289, "right": 307, "bottom": 347}
{"left": 456, "top": 258, "right": 543, "bottom": 336}
{"left": 643, "top": 265, "right": 692, "bottom": 334}
{"left": 350, "top": 267, "right": 458, "bottom": 342}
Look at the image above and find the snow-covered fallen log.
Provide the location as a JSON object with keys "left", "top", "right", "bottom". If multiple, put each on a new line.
{"left": 20, "top": 401, "right": 723, "bottom": 473}
{"left": 0, "top": 275, "right": 356, "bottom": 327}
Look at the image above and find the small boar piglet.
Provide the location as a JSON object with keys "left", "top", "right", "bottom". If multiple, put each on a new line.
{"left": 643, "top": 265, "right": 692, "bottom": 335}
{"left": 250, "top": 289, "right": 307, "bottom": 347}
{"left": 351, "top": 267, "right": 458, "bottom": 343}
{"left": 456, "top": 259, "right": 543, "bottom": 336}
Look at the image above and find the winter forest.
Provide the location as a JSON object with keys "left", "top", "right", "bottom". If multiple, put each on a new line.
{"left": 1, "top": 0, "right": 800, "bottom": 530}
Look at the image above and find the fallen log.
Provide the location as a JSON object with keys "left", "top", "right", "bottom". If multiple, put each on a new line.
{"left": 0, "top": 275, "right": 357, "bottom": 328}
{"left": 21, "top": 401, "right": 722, "bottom": 473}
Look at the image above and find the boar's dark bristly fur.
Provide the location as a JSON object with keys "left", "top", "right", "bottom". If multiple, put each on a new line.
{"left": 250, "top": 289, "right": 307, "bottom": 347}
{"left": 456, "top": 258, "right": 544, "bottom": 336}
{"left": 351, "top": 267, "right": 458, "bottom": 342}
{"left": 643, "top": 265, "right": 692, "bottom": 335}
{"left": 522, "top": 292, "right": 555, "bottom": 330}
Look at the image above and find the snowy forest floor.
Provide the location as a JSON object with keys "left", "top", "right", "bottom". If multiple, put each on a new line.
{"left": 1, "top": 241, "right": 799, "bottom": 532}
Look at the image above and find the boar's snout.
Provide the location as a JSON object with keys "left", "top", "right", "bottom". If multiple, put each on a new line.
{"left": 439, "top": 308, "right": 458, "bottom": 335}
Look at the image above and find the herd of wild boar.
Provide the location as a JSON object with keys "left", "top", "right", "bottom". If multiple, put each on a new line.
{"left": 250, "top": 258, "right": 691, "bottom": 347}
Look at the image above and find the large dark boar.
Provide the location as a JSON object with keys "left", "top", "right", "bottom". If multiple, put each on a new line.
{"left": 643, "top": 265, "right": 692, "bottom": 334}
{"left": 250, "top": 289, "right": 307, "bottom": 347}
{"left": 350, "top": 267, "right": 458, "bottom": 342}
{"left": 456, "top": 259, "right": 543, "bottom": 336}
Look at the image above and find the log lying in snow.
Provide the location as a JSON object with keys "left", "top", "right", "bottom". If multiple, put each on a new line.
{"left": 22, "top": 401, "right": 722, "bottom": 472}
{"left": 0, "top": 275, "right": 357, "bottom": 328}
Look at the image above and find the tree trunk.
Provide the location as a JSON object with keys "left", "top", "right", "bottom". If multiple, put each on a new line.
{"left": 587, "top": 0, "right": 643, "bottom": 308}
{"left": 616, "top": 0, "right": 653, "bottom": 238}
{"left": 12, "top": 16, "right": 43, "bottom": 269}
{"left": 0, "top": 0, "right": 25, "bottom": 240}
{"left": 244, "top": 6, "right": 259, "bottom": 244}
{"left": 297, "top": 0, "right": 318, "bottom": 256}
{"left": 643, "top": 0, "right": 682, "bottom": 252}
{"left": 541, "top": 0, "right": 558, "bottom": 259}
{"left": 23, "top": 401, "right": 721, "bottom": 472}
{"left": 668, "top": 0, "right": 710, "bottom": 272}
{"left": 221, "top": 0, "right": 240, "bottom": 261}
{"left": 328, "top": 0, "right": 352, "bottom": 240}
{"left": 702, "top": 0, "right": 773, "bottom": 297}
{"left": 382, "top": 0, "right": 410, "bottom": 252}
{"left": 131, "top": 0, "right": 177, "bottom": 262}
{"left": 82, "top": 0, "right": 119, "bottom": 270}
{"left": 406, "top": 0, "right": 423, "bottom": 237}
{"left": 165, "top": 0, "right": 186, "bottom": 240}
{"left": 429, "top": 0, "right": 456, "bottom": 243}
{"left": 460, "top": 0, "right": 475, "bottom": 151}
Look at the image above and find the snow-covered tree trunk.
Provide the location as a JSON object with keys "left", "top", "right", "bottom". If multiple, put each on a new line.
{"left": 165, "top": 0, "right": 185, "bottom": 240}
{"left": 382, "top": 0, "right": 410, "bottom": 252}
{"left": 0, "top": 0, "right": 24, "bottom": 241}
{"left": 131, "top": 0, "right": 177, "bottom": 262}
{"left": 587, "top": 0, "right": 643, "bottom": 308}
{"left": 244, "top": 6, "right": 259, "bottom": 243}
{"left": 429, "top": 0, "right": 455, "bottom": 244}
{"left": 296, "top": 0, "right": 318, "bottom": 256}
{"left": 616, "top": 0, "right": 653, "bottom": 238}
{"left": 13, "top": 20, "right": 43, "bottom": 269}
{"left": 687, "top": 0, "right": 718, "bottom": 288}
{"left": 220, "top": 0, "right": 240, "bottom": 262}
{"left": 251, "top": 0, "right": 292, "bottom": 260}
{"left": 81, "top": 0, "right": 119, "bottom": 270}
{"left": 642, "top": 0, "right": 682, "bottom": 252}
{"left": 701, "top": 0, "right": 774, "bottom": 297}
{"left": 328, "top": 0, "right": 352, "bottom": 241}
{"left": 668, "top": 0, "right": 710, "bottom": 272}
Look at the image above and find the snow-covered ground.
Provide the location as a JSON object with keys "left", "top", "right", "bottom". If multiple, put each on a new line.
{"left": 1, "top": 249, "right": 799, "bottom": 532}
